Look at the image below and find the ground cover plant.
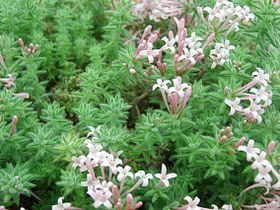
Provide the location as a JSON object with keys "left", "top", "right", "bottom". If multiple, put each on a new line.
{"left": 0, "top": 0, "right": 280, "bottom": 209}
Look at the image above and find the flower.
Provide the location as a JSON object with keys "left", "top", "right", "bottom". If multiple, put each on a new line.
{"left": 185, "top": 32, "right": 203, "bottom": 50}
{"left": 52, "top": 197, "right": 71, "bottom": 210}
{"left": 179, "top": 48, "right": 198, "bottom": 64}
{"left": 210, "top": 40, "right": 234, "bottom": 69}
{"left": 224, "top": 97, "right": 242, "bottom": 115}
{"left": 161, "top": 33, "right": 176, "bottom": 53}
{"left": 168, "top": 77, "right": 189, "bottom": 97}
{"left": 138, "top": 49, "right": 160, "bottom": 63}
{"left": 102, "top": 154, "right": 122, "bottom": 174}
{"left": 72, "top": 155, "right": 88, "bottom": 172}
{"left": 88, "top": 190, "right": 112, "bottom": 209}
{"left": 252, "top": 68, "right": 270, "bottom": 87}
{"left": 184, "top": 196, "right": 201, "bottom": 210}
{"left": 238, "top": 140, "right": 260, "bottom": 161}
{"left": 249, "top": 86, "right": 271, "bottom": 104}
{"left": 135, "top": 170, "right": 153, "bottom": 187}
{"left": 251, "top": 151, "right": 270, "bottom": 170}
{"left": 81, "top": 174, "right": 98, "bottom": 190}
{"left": 117, "top": 165, "right": 134, "bottom": 182}
{"left": 152, "top": 79, "right": 171, "bottom": 91}
{"left": 155, "top": 163, "right": 177, "bottom": 187}
{"left": 254, "top": 164, "right": 272, "bottom": 184}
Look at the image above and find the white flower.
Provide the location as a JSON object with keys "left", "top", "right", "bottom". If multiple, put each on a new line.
{"left": 102, "top": 154, "right": 122, "bottom": 174}
{"left": 255, "top": 164, "right": 272, "bottom": 184}
{"left": 238, "top": 140, "right": 260, "bottom": 161}
{"left": 95, "top": 181, "right": 113, "bottom": 192}
{"left": 210, "top": 40, "right": 234, "bottom": 69}
{"left": 168, "top": 77, "right": 189, "bottom": 97}
{"left": 72, "top": 155, "right": 88, "bottom": 172}
{"left": 179, "top": 48, "right": 198, "bottom": 64}
{"left": 88, "top": 190, "right": 112, "bottom": 209}
{"left": 224, "top": 97, "right": 243, "bottom": 115}
{"left": 138, "top": 49, "right": 159, "bottom": 63}
{"left": 117, "top": 165, "right": 134, "bottom": 182}
{"left": 243, "top": 100, "right": 264, "bottom": 123}
{"left": 81, "top": 174, "right": 98, "bottom": 190}
{"left": 152, "top": 79, "right": 171, "bottom": 91}
{"left": 222, "top": 204, "right": 233, "bottom": 210}
{"left": 252, "top": 68, "right": 270, "bottom": 87}
{"left": 249, "top": 86, "right": 271, "bottom": 104}
{"left": 155, "top": 163, "right": 177, "bottom": 187}
{"left": 95, "top": 151, "right": 109, "bottom": 164}
{"left": 184, "top": 196, "right": 201, "bottom": 210}
{"left": 185, "top": 32, "right": 203, "bottom": 49}
{"left": 211, "top": 205, "right": 219, "bottom": 210}
{"left": 52, "top": 197, "right": 71, "bottom": 210}
{"left": 135, "top": 170, "right": 153, "bottom": 187}
{"left": 251, "top": 151, "right": 271, "bottom": 170}
{"left": 161, "top": 35, "right": 176, "bottom": 53}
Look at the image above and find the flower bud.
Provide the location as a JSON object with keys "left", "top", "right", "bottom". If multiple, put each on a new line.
{"left": 268, "top": 140, "right": 276, "bottom": 155}
{"left": 129, "top": 68, "right": 136, "bottom": 74}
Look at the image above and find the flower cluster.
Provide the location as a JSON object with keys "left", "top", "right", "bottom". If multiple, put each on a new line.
{"left": 0, "top": 74, "right": 29, "bottom": 98}
{"left": 134, "top": 18, "right": 216, "bottom": 76}
{"left": 177, "top": 195, "right": 233, "bottom": 210}
{"left": 210, "top": 40, "right": 235, "bottom": 69}
{"left": 131, "top": 0, "right": 184, "bottom": 22}
{"left": 18, "top": 38, "right": 39, "bottom": 56}
{"left": 225, "top": 68, "right": 272, "bottom": 124}
{"left": 237, "top": 139, "right": 280, "bottom": 209}
{"left": 197, "top": 0, "right": 255, "bottom": 34}
{"left": 153, "top": 76, "right": 192, "bottom": 115}
{"left": 71, "top": 127, "right": 177, "bottom": 209}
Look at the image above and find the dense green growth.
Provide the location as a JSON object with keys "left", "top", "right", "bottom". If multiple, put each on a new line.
{"left": 0, "top": 0, "right": 280, "bottom": 209}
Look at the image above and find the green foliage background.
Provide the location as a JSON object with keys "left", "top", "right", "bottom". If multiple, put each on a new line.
{"left": 0, "top": 0, "right": 280, "bottom": 209}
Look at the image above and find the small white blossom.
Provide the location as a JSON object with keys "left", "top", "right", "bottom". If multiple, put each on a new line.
{"left": 138, "top": 49, "right": 159, "bottom": 63}
{"left": 52, "top": 197, "right": 71, "bottom": 210}
{"left": 238, "top": 140, "right": 260, "bottom": 161}
{"left": 254, "top": 164, "right": 272, "bottom": 184}
{"left": 168, "top": 77, "right": 189, "bottom": 97}
{"left": 153, "top": 79, "right": 171, "bottom": 91}
{"left": 155, "top": 163, "right": 177, "bottom": 187}
{"left": 135, "top": 170, "right": 153, "bottom": 187}
{"left": 252, "top": 68, "right": 270, "bottom": 87}
{"left": 184, "top": 196, "right": 201, "bottom": 210}
{"left": 88, "top": 190, "right": 112, "bottom": 209}
{"left": 117, "top": 165, "right": 134, "bottom": 182}
{"left": 161, "top": 35, "right": 176, "bottom": 53}
{"left": 224, "top": 97, "right": 243, "bottom": 116}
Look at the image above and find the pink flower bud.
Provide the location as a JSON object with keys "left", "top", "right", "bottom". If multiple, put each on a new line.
{"left": 10, "top": 115, "right": 18, "bottom": 138}
{"left": 224, "top": 87, "right": 229, "bottom": 94}
{"left": 202, "top": 32, "right": 215, "bottom": 50}
{"left": 268, "top": 140, "right": 276, "bottom": 155}
{"left": 220, "top": 135, "right": 227, "bottom": 143}
{"left": 129, "top": 69, "right": 136, "bottom": 74}
{"left": 148, "top": 34, "right": 158, "bottom": 44}
{"left": 116, "top": 202, "right": 122, "bottom": 210}
{"left": 18, "top": 38, "right": 25, "bottom": 50}
{"left": 220, "top": 129, "right": 225, "bottom": 135}
{"left": 233, "top": 137, "right": 246, "bottom": 149}
{"left": 112, "top": 185, "right": 119, "bottom": 203}
{"left": 225, "top": 126, "right": 231, "bottom": 134}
